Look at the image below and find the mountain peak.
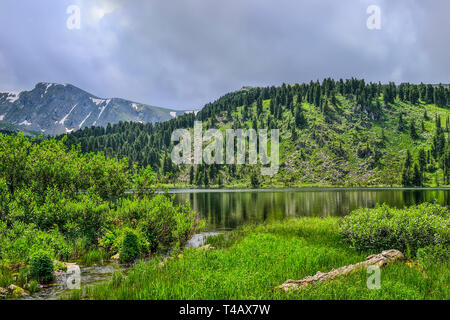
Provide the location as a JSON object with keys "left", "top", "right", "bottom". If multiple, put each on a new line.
{"left": 0, "top": 82, "right": 190, "bottom": 135}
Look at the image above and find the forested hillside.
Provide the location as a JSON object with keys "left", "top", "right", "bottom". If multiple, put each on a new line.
{"left": 63, "top": 79, "right": 450, "bottom": 188}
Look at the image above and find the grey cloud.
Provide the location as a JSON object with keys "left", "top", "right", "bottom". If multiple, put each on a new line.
{"left": 0, "top": 0, "right": 448, "bottom": 109}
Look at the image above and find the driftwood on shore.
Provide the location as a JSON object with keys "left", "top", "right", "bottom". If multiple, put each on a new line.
{"left": 276, "top": 249, "right": 404, "bottom": 291}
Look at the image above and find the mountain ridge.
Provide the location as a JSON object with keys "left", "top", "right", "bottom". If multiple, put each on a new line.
{"left": 0, "top": 82, "right": 197, "bottom": 135}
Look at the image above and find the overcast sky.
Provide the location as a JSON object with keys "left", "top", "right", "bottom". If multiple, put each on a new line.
{"left": 0, "top": 0, "right": 448, "bottom": 110}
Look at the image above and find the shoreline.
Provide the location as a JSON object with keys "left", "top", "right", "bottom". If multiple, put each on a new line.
{"left": 164, "top": 186, "right": 450, "bottom": 193}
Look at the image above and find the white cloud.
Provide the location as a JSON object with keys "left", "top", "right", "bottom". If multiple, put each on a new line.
{"left": 88, "top": 1, "right": 120, "bottom": 24}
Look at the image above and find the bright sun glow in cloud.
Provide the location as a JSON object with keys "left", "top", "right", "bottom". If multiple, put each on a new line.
{"left": 87, "top": 1, "right": 120, "bottom": 25}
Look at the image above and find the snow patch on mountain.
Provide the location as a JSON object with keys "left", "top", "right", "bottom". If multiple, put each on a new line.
{"left": 58, "top": 104, "right": 78, "bottom": 125}
{"left": 79, "top": 112, "right": 92, "bottom": 128}
{"left": 44, "top": 83, "right": 53, "bottom": 95}
{"left": 90, "top": 97, "right": 105, "bottom": 106}
{"left": 6, "top": 92, "right": 20, "bottom": 103}
{"left": 170, "top": 112, "right": 177, "bottom": 118}
{"left": 19, "top": 120, "right": 32, "bottom": 126}
{"left": 97, "top": 99, "right": 111, "bottom": 120}
{"left": 0, "top": 114, "right": 4, "bottom": 121}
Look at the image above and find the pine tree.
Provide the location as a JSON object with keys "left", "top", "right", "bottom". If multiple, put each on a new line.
{"left": 412, "top": 163, "right": 422, "bottom": 186}
{"left": 250, "top": 171, "right": 260, "bottom": 188}
{"left": 398, "top": 114, "right": 406, "bottom": 132}
{"left": 418, "top": 149, "right": 427, "bottom": 173}
{"left": 217, "top": 174, "right": 223, "bottom": 187}
{"left": 409, "top": 86, "right": 419, "bottom": 105}
{"left": 402, "top": 150, "right": 413, "bottom": 186}
{"left": 189, "top": 166, "right": 194, "bottom": 185}
{"left": 410, "top": 121, "right": 419, "bottom": 140}
{"left": 295, "top": 106, "right": 307, "bottom": 128}
{"left": 405, "top": 150, "right": 412, "bottom": 168}
{"left": 257, "top": 97, "right": 263, "bottom": 114}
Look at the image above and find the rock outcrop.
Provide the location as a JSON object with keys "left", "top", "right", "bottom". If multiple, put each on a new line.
{"left": 276, "top": 249, "right": 404, "bottom": 291}
{"left": 7, "top": 284, "right": 29, "bottom": 298}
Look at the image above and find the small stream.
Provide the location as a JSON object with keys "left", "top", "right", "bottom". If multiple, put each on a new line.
{"left": 21, "top": 232, "right": 219, "bottom": 300}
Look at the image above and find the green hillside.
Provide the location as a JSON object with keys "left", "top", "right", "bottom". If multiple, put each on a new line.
{"left": 63, "top": 79, "right": 450, "bottom": 188}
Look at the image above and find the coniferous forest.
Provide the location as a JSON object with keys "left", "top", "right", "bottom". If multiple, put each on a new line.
{"left": 62, "top": 79, "right": 450, "bottom": 188}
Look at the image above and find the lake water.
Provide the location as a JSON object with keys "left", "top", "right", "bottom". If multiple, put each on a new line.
{"left": 172, "top": 188, "right": 450, "bottom": 231}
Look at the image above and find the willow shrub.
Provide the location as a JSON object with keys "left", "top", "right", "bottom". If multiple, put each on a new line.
{"left": 115, "top": 194, "right": 203, "bottom": 252}
{"left": 0, "top": 220, "right": 70, "bottom": 265}
{"left": 29, "top": 250, "right": 54, "bottom": 284}
{"left": 416, "top": 244, "right": 450, "bottom": 269}
{"left": 339, "top": 203, "right": 449, "bottom": 257}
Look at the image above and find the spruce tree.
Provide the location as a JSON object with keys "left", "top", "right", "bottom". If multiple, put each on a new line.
{"left": 398, "top": 114, "right": 406, "bottom": 132}
{"left": 410, "top": 121, "right": 419, "bottom": 140}
{"left": 189, "top": 166, "right": 194, "bottom": 185}
{"left": 412, "top": 163, "right": 422, "bottom": 186}
{"left": 295, "top": 106, "right": 307, "bottom": 128}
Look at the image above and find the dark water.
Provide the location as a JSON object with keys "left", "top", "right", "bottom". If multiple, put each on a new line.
{"left": 172, "top": 188, "right": 450, "bottom": 231}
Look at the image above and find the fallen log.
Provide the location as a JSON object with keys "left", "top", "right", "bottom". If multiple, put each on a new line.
{"left": 276, "top": 249, "right": 404, "bottom": 291}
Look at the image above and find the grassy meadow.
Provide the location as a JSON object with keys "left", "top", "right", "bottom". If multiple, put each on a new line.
{"left": 68, "top": 206, "right": 449, "bottom": 300}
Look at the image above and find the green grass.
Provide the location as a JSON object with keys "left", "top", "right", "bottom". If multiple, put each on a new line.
{"left": 79, "top": 249, "right": 110, "bottom": 266}
{"left": 67, "top": 218, "right": 449, "bottom": 300}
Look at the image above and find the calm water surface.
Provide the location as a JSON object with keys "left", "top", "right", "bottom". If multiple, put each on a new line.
{"left": 172, "top": 188, "right": 450, "bottom": 231}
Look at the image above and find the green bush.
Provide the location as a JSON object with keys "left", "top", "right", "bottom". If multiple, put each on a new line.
{"left": 339, "top": 203, "right": 449, "bottom": 256}
{"left": 0, "top": 133, "right": 200, "bottom": 289}
{"left": 29, "top": 250, "right": 54, "bottom": 283}
{"left": 63, "top": 193, "right": 111, "bottom": 244}
{"left": 99, "top": 229, "right": 122, "bottom": 254}
{"left": 416, "top": 244, "right": 450, "bottom": 269}
{"left": 119, "top": 229, "right": 141, "bottom": 263}
{"left": 117, "top": 194, "right": 201, "bottom": 251}
{"left": 0, "top": 221, "right": 71, "bottom": 264}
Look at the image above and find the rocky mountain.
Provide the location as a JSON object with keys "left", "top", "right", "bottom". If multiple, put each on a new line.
{"left": 0, "top": 82, "right": 195, "bottom": 135}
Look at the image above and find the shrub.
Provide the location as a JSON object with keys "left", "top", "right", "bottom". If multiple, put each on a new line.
{"left": 119, "top": 229, "right": 141, "bottom": 263}
{"left": 0, "top": 221, "right": 71, "bottom": 264}
{"left": 63, "top": 193, "right": 111, "bottom": 244}
{"left": 24, "top": 280, "right": 39, "bottom": 293}
{"left": 416, "top": 244, "right": 450, "bottom": 269}
{"left": 117, "top": 194, "right": 201, "bottom": 251}
{"left": 339, "top": 203, "right": 449, "bottom": 257}
{"left": 99, "top": 229, "right": 122, "bottom": 254}
{"left": 29, "top": 250, "right": 54, "bottom": 283}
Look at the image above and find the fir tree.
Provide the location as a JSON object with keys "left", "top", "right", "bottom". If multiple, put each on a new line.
{"left": 410, "top": 121, "right": 419, "bottom": 140}
{"left": 412, "top": 163, "right": 422, "bottom": 186}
